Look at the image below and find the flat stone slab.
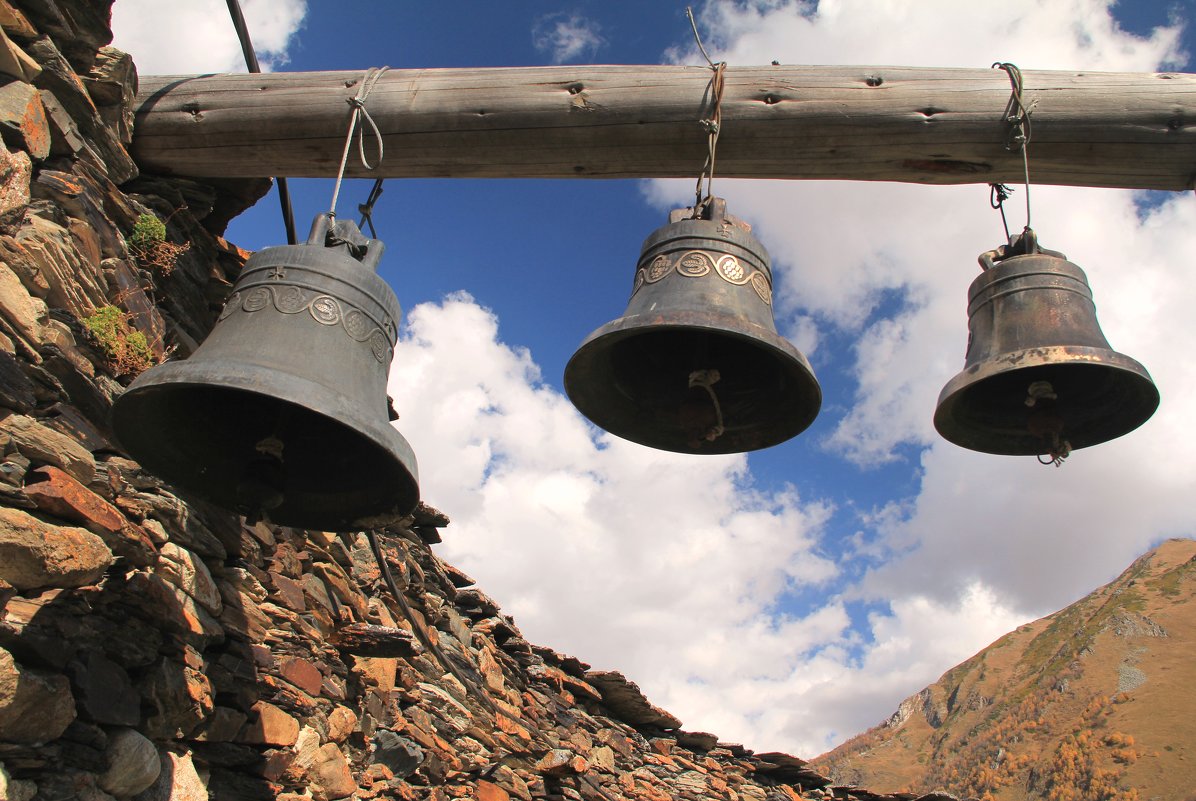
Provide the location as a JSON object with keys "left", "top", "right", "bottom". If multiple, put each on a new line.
{"left": 585, "top": 670, "right": 681, "bottom": 730}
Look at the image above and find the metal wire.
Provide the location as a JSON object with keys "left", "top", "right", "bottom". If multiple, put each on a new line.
{"left": 694, "top": 63, "right": 727, "bottom": 214}
{"left": 989, "top": 182, "right": 1014, "bottom": 242}
{"left": 225, "top": 0, "right": 297, "bottom": 245}
{"left": 329, "top": 66, "right": 390, "bottom": 219}
{"left": 686, "top": 7, "right": 727, "bottom": 216}
{"left": 686, "top": 6, "right": 717, "bottom": 69}
{"left": 358, "top": 178, "right": 386, "bottom": 238}
{"left": 993, "top": 62, "right": 1035, "bottom": 235}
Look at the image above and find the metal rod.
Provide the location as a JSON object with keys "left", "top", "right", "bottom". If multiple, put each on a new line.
{"left": 224, "top": 0, "right": 298, "bottom": 244}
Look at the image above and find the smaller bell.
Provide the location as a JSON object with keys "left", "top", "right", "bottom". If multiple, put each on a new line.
{"left": 934, "top": 229, "right": 1159, "bottom": 458}
{"left": 564, "top": 198, "right": 820, "bottom": 454}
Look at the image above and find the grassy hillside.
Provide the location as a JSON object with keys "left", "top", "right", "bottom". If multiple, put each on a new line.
{"left": 812, "top": 539, "right": 1196, "bottom": 801}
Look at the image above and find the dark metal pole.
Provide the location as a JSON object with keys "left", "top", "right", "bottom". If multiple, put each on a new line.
{"left": 225, "top": 0, "right": 298, "bottom": 245}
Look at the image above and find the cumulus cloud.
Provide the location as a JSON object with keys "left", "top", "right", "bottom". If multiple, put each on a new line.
{"left": 111, "top": 0, "right": 306, "bottom": 74}
{"left": 387, "top": 294, "right": 1044, "bottom": 755}
{"left": 532, "top": 12, "right": 605, "bottom": 64}
{"left": 390, "top": 294, "right": 835, "bottom": 655}
{"left": 389, "top": 292, "right": 1034, "bottom": 754}
{"left": 407, "top": 0, "right": 1192, "bottom": 757}
{"left": 631, "top": 0, "right": 1195, "bottom": 753}
{"left": 111, "top": 0, "right": 1195, "bottom": 760}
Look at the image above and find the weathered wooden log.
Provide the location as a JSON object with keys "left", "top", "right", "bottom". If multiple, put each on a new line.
{"left": 131, "top": 65, "right": 1196, "bottom": 190}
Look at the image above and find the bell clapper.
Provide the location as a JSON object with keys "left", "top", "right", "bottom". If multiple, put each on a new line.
{"left": 686, "top": 369, "right": 726, "bottom": 443}
{"left": 237, "top": 434, "right": 287, "bottom": 524}
{"left": 1025, "top": 381, "right": 1071, "bottom": 467}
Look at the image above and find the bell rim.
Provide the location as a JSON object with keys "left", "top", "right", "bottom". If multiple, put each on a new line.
{"left": 113, "top": 361, "right": 419, "bottom": 530}
{"left": 934, "top": 344, "right": 1160, "bottom": 455}
{"left": 564, "top": 311, "right": 821, "bottom": 454}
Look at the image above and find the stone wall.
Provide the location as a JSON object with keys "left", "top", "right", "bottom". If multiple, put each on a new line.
{"left": 0, "top": 3, "right": 948, "bottom": 801}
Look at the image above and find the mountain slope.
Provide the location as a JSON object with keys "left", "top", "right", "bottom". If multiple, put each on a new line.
{"left": 812, "top": 538, "right": 1196, "bottom": 801}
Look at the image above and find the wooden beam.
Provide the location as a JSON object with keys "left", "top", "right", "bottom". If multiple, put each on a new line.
{"left": 132, "top": 65, "right": 1196, "bottom": 191}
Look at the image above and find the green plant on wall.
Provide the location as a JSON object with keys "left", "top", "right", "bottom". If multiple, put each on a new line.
{"left": 82, "top": 305, "right": 156, "bottom": 376}
{"left": 128, "top": 212, "right": 189, "bottom": 276}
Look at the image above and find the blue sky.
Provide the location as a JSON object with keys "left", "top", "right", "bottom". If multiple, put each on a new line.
{"left": 114, "top": 0, "right": 1195, "bottom": 756}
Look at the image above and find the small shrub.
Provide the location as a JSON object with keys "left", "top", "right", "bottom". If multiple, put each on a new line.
{"left": 129, "top": 213, "right": 166, "bottom": 250}
{"left": 129, "top": 212, "right": 189, "bottom": 276}
{"left": 82, "top": 305, "right": 155, "bottom": 376}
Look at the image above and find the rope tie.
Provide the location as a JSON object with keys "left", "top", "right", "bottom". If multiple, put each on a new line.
{"left": 329, "top": 66, "right": 390, "bottom": 219}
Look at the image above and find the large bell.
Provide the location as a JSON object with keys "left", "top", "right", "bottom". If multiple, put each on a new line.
{"left": 112, "top": 213, "right": 418, "bottom": 531}
{"left": 564, "top": 198, "right": 820, "bottom": 454}
{"left": 934, "top": 229, "right": 1158, "bottom": 457}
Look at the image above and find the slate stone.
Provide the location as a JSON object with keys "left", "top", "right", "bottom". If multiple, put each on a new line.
{"left": 0, "top": 645, "right": 76, "bottom": 743}
{"left": 67, "top": 650, "right": 140, "bottom": 726}
{"left": 371, "top": 729, "right": 424, "bottom": 778}
{"left": 0, "top": 505, "right": 112, "bottom": 590}
{"left": 0, "top": 349, "right": 34, "bottom": 411}
{"left": 0, "top": 78, "right": 48, "bottom": 160}
{"left": 0, "top": 412, "right": 95, "bottom": 483}
{"left": 131, "top": 750, "right": 209, "bottom": 801}
{"left": 309, "top": 743, "right": 356, "bottom": 801}
{"left": 585, "top": 670, "right": 683, "bottom": 730}
{"left": 98, "top": 728, "right": 161, "bottom": 797}
{"left": 24, "top": 464, "right": 156, "bottom": 566}
{"left": 239, "top": 701, "right": 299, "bottom": 748}
{"left": 28, "top": 36, "right": 136, "bottom": 183}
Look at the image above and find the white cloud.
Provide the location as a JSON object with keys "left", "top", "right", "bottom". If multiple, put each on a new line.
{"left": 532, "top": 12, "right": 605, "bottom": 64}
{"left": 386, "top": 293, "right": 1047, "bottom": 756}
{"left": 113, "top": 0, "right": 1196, "bottom": 762}
{"left": 633, "top": 0, "right": 1196, "bottom": 755}
{"left": 379, "top": 0, "right": 1196, "bottom": 762}
{"left": 389, "top": 294, "right": 859, "bottom": 751}
{"left": 692, "top": 0, "right": 1184, "bottom": 71}
{"left": 111, "top": 0, "right": 306, "bottom": 74}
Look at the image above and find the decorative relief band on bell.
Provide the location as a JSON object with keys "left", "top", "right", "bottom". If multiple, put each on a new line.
{"left": 632, "top": 250, "right": 772, "bottom": 305}
{"left": 219, "top": 285, "right": 395, "bottom": 363}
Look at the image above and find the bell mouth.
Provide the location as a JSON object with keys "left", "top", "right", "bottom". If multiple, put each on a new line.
{"left": 934, "top": 345, "right": 1159, "bottom": 456}
{"left": 112, "top": 361, "right": 419, "bottom": 532}
{"left": 564, "top": 310, "right": 821, "bottom": 454}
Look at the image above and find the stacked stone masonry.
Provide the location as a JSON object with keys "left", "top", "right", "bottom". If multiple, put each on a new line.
{"left": 0, "top": 2, "right": 959, "bottom": 800}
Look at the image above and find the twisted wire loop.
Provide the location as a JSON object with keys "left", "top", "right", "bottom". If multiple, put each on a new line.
{"left": 694, "top": 62, "right": 727, "bottom": 214}
{"left": 992, "top": 62, "right": 1035, "bottom": 233}
{"left": 989, "top": 182, "right": 1015, "bottom": 242}
{"left": 358, "top": 178, "right": 386, "bottom": 238}
{"left": 686, "top": 6, "right": 728, "bottom": 216}
{"left": 329, "top": 66, "right": 391, "bottom": 219}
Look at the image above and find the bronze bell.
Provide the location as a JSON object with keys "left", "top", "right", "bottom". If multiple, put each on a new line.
{"left": 564, "top": 198, "right": 821, "bottom": 454}
{"left": 112, "top": 213, "right": 418, "bottom": 531}
{"left": 934, "top": 229, "right": 1159, "bottom": 458}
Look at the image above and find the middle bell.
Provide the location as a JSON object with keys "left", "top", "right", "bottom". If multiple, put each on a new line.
{"left": 564, "top": 198, "right": 821, "bottom": 454}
